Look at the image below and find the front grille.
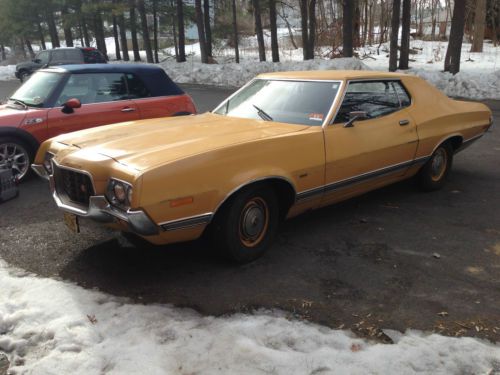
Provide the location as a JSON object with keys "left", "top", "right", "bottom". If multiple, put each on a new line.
{"left": 54, "top": 166, "right": 94, "bottom": 206}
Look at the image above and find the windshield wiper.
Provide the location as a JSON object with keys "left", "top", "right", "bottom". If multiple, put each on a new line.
{"left": 8, "top": 98, "right": 28, "bottom": 110}
{"left": 252, "top": 104, "right": 273, "bottom": 121}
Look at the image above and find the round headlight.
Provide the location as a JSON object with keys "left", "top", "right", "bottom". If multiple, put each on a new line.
{"left": 113, "top": 183, "right": 127, "bottom": 202}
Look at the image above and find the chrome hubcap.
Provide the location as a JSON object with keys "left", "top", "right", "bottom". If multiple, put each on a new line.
{"left": 0, "top": 143, "right": 29, "bottom": 179}
{"left": 431, "top": 148, "right": 447, "bottom": 181}
{"left": 239, "top": 197, "right": 269, "bottom": 247}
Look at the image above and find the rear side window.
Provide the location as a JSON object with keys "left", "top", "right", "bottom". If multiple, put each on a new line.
{"left": 50, "top": 49, "right": 82, "bottom": 63}
{"left": 56, "top": 73, "right": 128, "bottom": 105}
{"left": 126, "top": 74, "right": 151, "bottom": 98}
{"left": 82, "top": 49, "right": 107, "bottom": 63}
{"left": 334, "top": 81, "right": 402, "bottom": 123}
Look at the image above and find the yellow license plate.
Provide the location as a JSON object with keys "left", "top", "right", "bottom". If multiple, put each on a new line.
{"left": 63, "top": 212, "right": 80, "bottom": 233}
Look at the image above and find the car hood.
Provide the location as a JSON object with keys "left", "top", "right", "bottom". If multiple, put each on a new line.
{"left": 0, "top": 104, "right": 28, "bottom": 126}
{"left": 56, "top": 113, "right": 309, "bottom": 171}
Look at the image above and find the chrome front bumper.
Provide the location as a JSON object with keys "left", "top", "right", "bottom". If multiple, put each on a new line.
{"left": 31, "top": 163, "right": 50, "bottom": 180}
{"left": 50, "top": 178, "right": 159, "bottom": 236}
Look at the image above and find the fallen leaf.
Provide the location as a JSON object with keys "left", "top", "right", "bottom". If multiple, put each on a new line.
{"left": 437, "top": 311, "right": 449, "bottom": 317}
{"left": 87, "top": 314, "right": 98, "bottom": 324}
{"left": 350, "top": 343, "right": 362, "bottom": 352}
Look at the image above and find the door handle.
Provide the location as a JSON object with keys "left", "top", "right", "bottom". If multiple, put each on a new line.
{"left": 399, "top": 119, "right": 410, "bottom": 126}
{"left": 121, "top": 107, "right": 136, "bottom": 113}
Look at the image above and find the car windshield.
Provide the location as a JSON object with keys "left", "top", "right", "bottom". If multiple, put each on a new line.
{"left": 214, "top": 79, "right": 341, "bottom": 126}
{"left": 9, "top": 71, "right": 63, "bottom": 107}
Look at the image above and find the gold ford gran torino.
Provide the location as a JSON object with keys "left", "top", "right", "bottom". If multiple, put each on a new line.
{"left": 33, "top": 70, "right": 493, "bottom": 262}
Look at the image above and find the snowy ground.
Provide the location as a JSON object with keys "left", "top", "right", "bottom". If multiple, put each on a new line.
{"left": 1, "top": 259, "right": 500, "bottom": 375}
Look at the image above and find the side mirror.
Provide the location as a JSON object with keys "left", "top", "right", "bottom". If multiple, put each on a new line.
{"left": 33, "top": 59, "right": 41, "bottom": 64}
{"left": 344, "top": 111, "right": 367, "bottom": 128}
{"left": 61, "top": 98, "right": 81, "bottom": 114}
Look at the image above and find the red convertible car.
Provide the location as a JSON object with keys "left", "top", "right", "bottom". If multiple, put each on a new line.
{"left": 0, "top": 64, "right": 196, "bottom": 180}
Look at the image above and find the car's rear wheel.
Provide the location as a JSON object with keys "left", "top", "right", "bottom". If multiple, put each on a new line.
{"left": 0, "top": 137, "right": 32, "bottom": 181}
{"left": 417, "top": 142, "right": 453, "bottom": 191}
{"left": 211, "top": 186, "right": 279, "bottom": 263}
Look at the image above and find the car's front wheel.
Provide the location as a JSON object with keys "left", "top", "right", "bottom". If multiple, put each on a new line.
{"left": 19, "top": 70, "right": 30, "bottom": 83}
{"left": 0, "top": 137, "right": 32, "bottom": 181}
{"left": 211, "top": 186, "right": 279, "bottom": 263}
{"left": 417, "top": 142, "right": 453, "bottom": 191}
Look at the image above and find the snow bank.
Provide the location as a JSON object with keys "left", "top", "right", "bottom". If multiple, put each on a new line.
{"left": 1, "top": 259, "right": 499, "bottom": 375}
{"left": 0, "top": 65, "right": 16, "bottom": 81}
{"left": 160, "top": 58, "right": 368, "bottom": 88}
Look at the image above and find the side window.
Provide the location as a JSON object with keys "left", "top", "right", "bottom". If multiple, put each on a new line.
{"left": 51, "top": 50, "right": 66, "bottom": 63}
{"left": 37, "top": 51, "right": 49, "bottom": 64}
{"left": 65, "top": 49, "right": 82, "bottom": 62}
{"left": 392, "top": 81, "right": 411, "bottom": 108}
{"left": 334, "top": 81, "right": 401, "bottom": 123}
{"left": 56, "top": 73, "right": 127, "bottom": 105}
{"left": 126, "top": 74, "right": 151, "bottom": 98}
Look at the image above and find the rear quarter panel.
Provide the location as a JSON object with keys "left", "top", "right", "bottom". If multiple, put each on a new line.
{"left": 133, "top": 94, "right": 196, "bottom": 118}
{"left": 401, "top": 76, "right": 491, "bottom": 157}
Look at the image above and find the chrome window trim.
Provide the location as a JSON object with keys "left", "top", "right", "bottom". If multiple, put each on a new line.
{"left": 328, "top": 78, "right": 415, "bottom": 126}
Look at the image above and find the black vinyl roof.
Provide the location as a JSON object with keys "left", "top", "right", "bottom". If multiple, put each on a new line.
{"left": 41, "top": 64, "right": 184, "bottom": 97}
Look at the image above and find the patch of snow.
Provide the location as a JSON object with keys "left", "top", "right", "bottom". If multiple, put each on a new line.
{"left": 0, "top": 65, "right": 16, "bottom": 81}
{"left": 0, "top": 259, "right": 499, "bottom": 374}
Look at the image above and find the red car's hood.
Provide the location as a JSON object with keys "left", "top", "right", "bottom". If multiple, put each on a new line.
{"left": 0, "top": 104, "right": 29, "bottom": 127}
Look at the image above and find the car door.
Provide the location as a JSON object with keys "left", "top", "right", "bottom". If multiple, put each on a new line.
{"left": 46, "top": 72, "right": 140, "bottom": 138}
{"left": 321, "top": 80, "right": 418, "bottom": 205}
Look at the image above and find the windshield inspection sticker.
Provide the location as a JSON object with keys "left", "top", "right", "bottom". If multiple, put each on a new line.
{"left": 309, "top": 113, "right": 324, "bottom": 122}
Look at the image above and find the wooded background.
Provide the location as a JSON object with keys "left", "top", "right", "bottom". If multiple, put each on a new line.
{"left": 0, "top": 0, "right": 498, "bottom": 74}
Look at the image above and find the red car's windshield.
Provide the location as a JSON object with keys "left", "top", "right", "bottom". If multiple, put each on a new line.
{"left": 9, "top": 72, "right": 63, "bottom": 108}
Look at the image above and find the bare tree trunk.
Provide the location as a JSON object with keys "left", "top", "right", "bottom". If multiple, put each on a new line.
{"left": 37, "top": 21, "right": 47, "bottom": 50}
{"left": 253, "top": 0, "right": 266, "bottom": 61}
{"left": 470, "top": 0, "right": 486, "bottom": 51}
{"left": 129, "top": 0, "right": 141, "bottom": 61}
{"left": 25, "top": 39, "right": 35, "bottom": 58}
{"left": 0, "top": 44, "right": 6, "bottom": 61}
{"left": 399, "top": 0, "right": 411, "bottom": 69}
{"left": 368, "top": 1, "right": 374, "bottom": 45}
{"left": 61, "top": 5, "right": 74, "bottom": 47}
{"left": 81, "top": 15, "right": 91, "bottom": 47}
{"left": 445, "top": 0, "right": 466, "bottom": 74}
{"left": 204, "top": 0, "right": 213, "bottom": 57}
{"left": 431, "top": 0, "right": 438, "bottom": 40}
{"left": 354, "top": 1, "right": 361, "bottom": 47}
{"left": 300, "top": 0, "right": 309, "bottom": 59}
{"left": 153, "top": 0, "right": 159, "bottom": 63}
{"left": 491, "top": 0, "right": 498, "bottom": 46}
{"left": 280, "top": 4, "right": 298, "bottom": 49}
{"left": 177, "top": 0, "right": 186, "bottom": 62}
{"left": 389, "top": 0, "right": 401, "bottom": 71}
{"left": 343, "top": 0, "right": 354, "bottom": 57}
{"left": 195, "top": 0, "right": 208, "bottom": 63}
{"left": 112, "top": 0, "right": 122, "bottom": 61}
{"left": 46, "top": 9, "right": 60, "bottom": 48}
{"left": 362, "top": 0, "right": 368, "bottom": 46}
{"left": 172, "top": 9, "right": 179, "bottom": 60}
{"left": 118, "top": 14, "right": 130, "bottom": 61}
{"left": 269, "top": 0, "right": 280, "bottom": 62}
{"left": 308, "top": 0, "right": 317, "bottom": 59}
{"left": 137, "top": 0, "right": 153, "bottom": 63}
{"left": 232, "top": 0, "right": 240, "bottom": 62}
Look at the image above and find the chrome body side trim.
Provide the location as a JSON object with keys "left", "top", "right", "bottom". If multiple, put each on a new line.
{"left": 296, "top": 156, "right": 430, "bottom": 202}
{"left": 160, "top": 213, "right": 213, "bottom": 231}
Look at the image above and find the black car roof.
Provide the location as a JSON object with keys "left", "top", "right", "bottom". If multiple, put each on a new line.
{"left": 40, "top": 64, "right": 184, "bottom": 96}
